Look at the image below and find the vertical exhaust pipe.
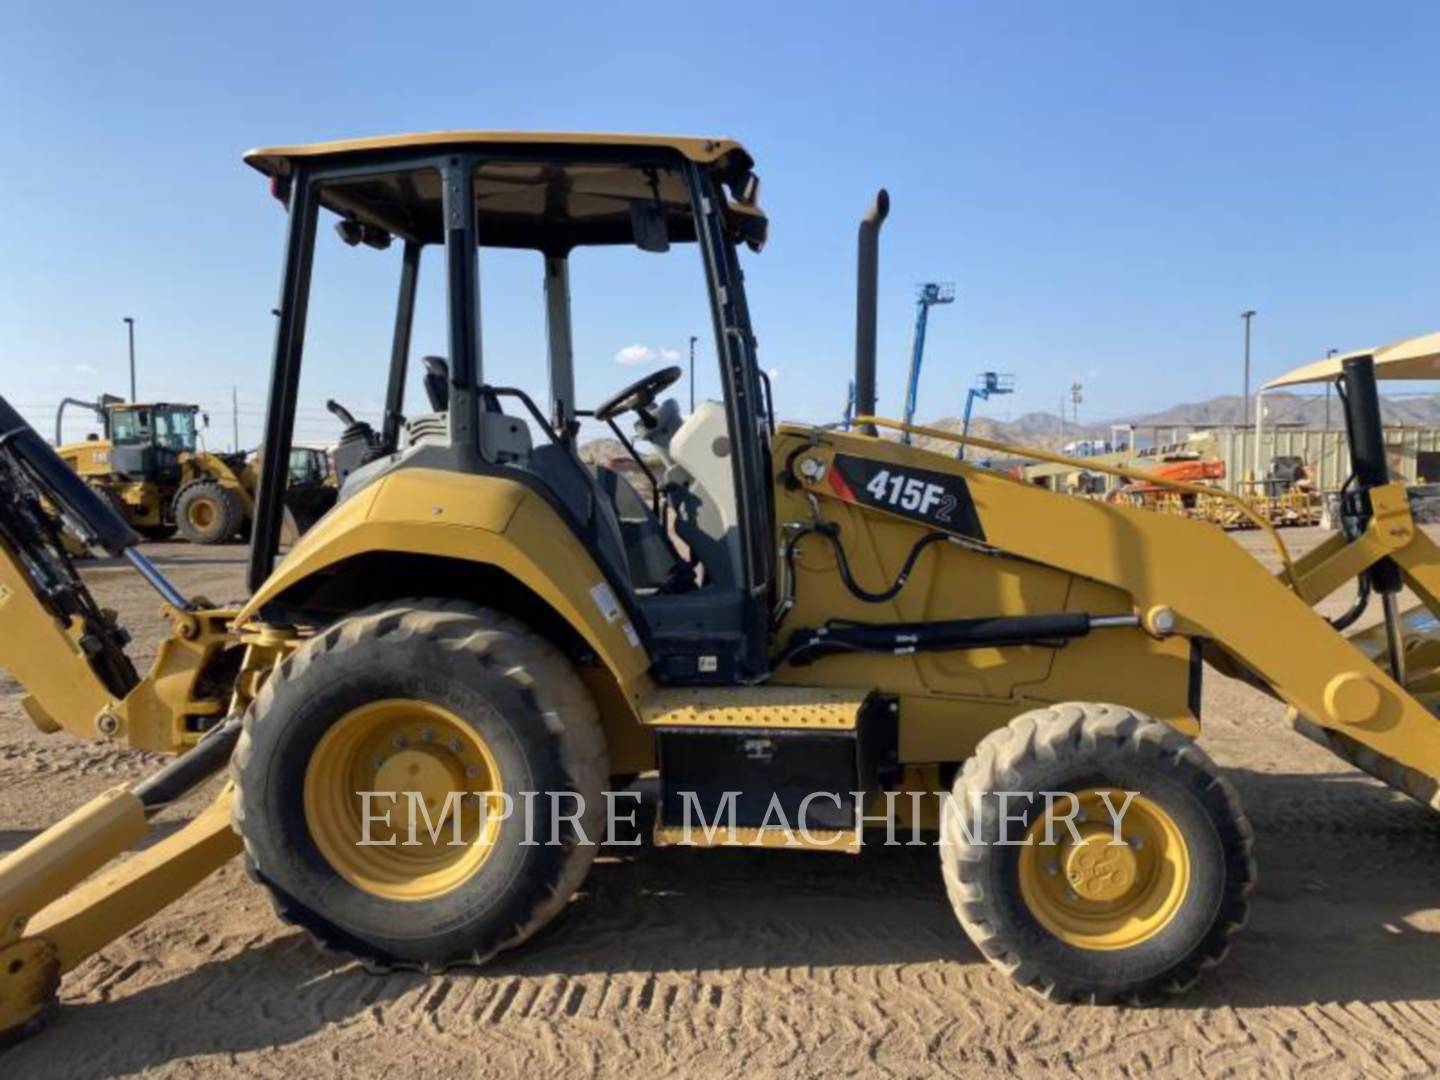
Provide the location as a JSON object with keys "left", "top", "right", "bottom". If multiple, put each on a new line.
{"left": 1340, "top": 354, "right": 1406, "bottom": 684}
{"left": 854, "top": 189, "right": 890, "bottom": 435}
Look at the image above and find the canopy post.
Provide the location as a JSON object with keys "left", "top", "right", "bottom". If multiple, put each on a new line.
{"left": 544, "top": 254, "right": 576, "bottom": 436}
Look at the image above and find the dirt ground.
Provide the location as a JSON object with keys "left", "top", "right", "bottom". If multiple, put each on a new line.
{"left": 3, "top": 532, "right": 1440, "bottom": 1078}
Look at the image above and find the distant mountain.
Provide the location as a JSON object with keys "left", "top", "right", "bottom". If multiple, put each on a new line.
{"left": 914, "top": 391, "right": 1440, "bottom": 453}
{"left": 575, "top": 391, "right": 1440, "bottom": 464}
{"left": 1116, "top": 391, "right": 1440, "bottom": 431}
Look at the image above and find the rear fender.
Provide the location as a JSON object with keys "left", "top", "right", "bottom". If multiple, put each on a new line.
{"left": 234, "top": 468, "right": 653, "bottom": 705}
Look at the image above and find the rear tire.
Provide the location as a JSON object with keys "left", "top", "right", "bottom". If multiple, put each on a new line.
{"left": 174, "top": 481, "right": 240, "bottom": 544}
{"left": 939, "top": 702, "right": 1254, "bottom": 1004}
{"left": 231, "top": 599, "right": 608, "bottom": 970}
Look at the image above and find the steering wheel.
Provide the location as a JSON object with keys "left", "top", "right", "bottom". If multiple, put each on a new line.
{"left": 593, "top": 366, "right": 683, "bottom": 422}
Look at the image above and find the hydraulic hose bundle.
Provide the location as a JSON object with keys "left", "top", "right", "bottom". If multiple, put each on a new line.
{"left": 774, "top": 512, "right": 1137, "bottom": 668}
{"left": 782, "top": 521, "right": 956, "bottom": 607}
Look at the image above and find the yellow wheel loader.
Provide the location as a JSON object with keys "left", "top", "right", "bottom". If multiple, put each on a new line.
{"left": 3, "top": 133, "right": 1440, "bottom": 1040}
{"left": 54, "top": 398, "right": 337, "bottom": 545}
{"left": 54, "top": 397, "right": 253, "bottom": 543}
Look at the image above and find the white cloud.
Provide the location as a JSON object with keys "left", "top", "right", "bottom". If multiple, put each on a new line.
{"left": 615, "top": 344, "right": 683, "bottom": 367}
{"left": 767, "top": 367, "right": 780, "bottom": 381}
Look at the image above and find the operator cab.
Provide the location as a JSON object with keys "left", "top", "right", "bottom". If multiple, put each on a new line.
{"left": 107, "top": 403, "right": 199, "bottom": 481}
{"left": 286, "top": 447, "right": 330, "bottom": 487}
{"left": 245, "top": 134, "right": 774, "bottom": 682}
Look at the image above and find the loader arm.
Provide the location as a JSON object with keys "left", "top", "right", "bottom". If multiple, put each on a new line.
{"left": 827, "top": 414, "right": 1440, "bottom": 799}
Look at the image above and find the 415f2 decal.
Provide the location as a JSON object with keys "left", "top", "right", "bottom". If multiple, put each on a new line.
{"left": 826, "top": 454, "right": 985, "bottom": 539}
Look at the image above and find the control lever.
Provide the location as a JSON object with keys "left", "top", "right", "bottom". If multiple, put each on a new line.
{"left": 326, "top": 400, "right": 358, "bottom": 427}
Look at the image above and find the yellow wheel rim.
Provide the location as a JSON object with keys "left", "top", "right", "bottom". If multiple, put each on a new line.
{"left": 1017, "top": 789, "right": 1190, "bottom": 951}
{"left": 188, "top": 499, "right": 216, "bottom": 529}
{"left": 303, "top": 699, "right": 505, "bottom": 901}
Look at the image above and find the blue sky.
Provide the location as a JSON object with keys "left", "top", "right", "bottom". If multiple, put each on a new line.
{"left": 2, "top": 1, "right": 1437, "bottom": 449}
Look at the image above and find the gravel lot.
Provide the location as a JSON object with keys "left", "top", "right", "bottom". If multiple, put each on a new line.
{"left": 2, "top": 530, "right": 1439, "bottom": 1078}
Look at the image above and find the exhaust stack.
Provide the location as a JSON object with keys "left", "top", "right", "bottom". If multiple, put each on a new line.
{"left": 853, "top": 188, "right": 890, "bottom": 435}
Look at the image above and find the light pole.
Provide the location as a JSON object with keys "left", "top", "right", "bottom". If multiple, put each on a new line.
{"left": 123, "top": 316, "right": 136, "bottom": 401}
{"left": 1324, "top": 347, "right": 1338, "bottom": 489}
{"left": 1323, "top": 348, "right": 1337, "bottom": 430}
{"left": 1240, "top": 310, "right": 1256, "bottom": 432}
{"left": 688, "top": 335, "right": 698, "bottom": 413}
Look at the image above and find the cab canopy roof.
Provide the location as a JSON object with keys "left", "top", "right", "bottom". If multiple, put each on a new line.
{"left": 243, "top": 131, "right": 764, "bottom": 252}
{"left": 1264, "top": 332, "right": 1440, "bottom": 390}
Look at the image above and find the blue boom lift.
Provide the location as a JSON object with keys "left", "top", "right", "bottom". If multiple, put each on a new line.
{"left": 958, "top": 371, "right": 1015, "bottom": 460}
{"left": 900, "top": 283, "right": 956, "bottom": 443}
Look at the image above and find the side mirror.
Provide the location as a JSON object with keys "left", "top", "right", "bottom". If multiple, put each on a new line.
{"left": 729, "top": 205, "right": 768, "bottom": 253}
{"left": 740, "top": 172, "right": 761, "bottom": 206}
{"left": 335, "top": 219, "right": 392, "bottom": 250}
{"left": 202, "top": 413, "right": 210, "bottom": 428}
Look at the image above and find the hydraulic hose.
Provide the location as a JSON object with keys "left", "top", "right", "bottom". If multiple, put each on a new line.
{"left": 1328, "top": 575, "right": 1371, "bottom": 633}
{"left": 784, "top": 522, "right": 953, "bottom": 606}
{"left": 133, "top": 714, "right": 242, "bottom": 813}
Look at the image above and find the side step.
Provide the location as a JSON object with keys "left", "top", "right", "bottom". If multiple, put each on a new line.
{"left": 639, "top": 686, "right": 897, "bottom": 852}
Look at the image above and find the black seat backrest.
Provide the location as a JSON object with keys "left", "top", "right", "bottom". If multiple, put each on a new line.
{"left": 526, "top": 445, "right": 631, "bottom": 586}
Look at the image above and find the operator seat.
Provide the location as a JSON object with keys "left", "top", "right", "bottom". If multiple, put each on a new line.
{"left": 594, "top": 463, "right": 686, "bottom": 590}
{"left": 658, "top": 401, "right": 742, "bottom": 588}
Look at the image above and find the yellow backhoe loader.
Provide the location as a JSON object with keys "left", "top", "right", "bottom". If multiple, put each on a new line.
{"left": 3, "top": 132, "right": 1440, "bottom": 1042}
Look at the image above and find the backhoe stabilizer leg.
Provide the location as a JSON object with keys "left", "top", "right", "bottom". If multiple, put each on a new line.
{"left": 0, "top": 722, "right": 243, "bottom": 1041}
{"left": 0, "top": 787, "right": 239, "bottom": 1040}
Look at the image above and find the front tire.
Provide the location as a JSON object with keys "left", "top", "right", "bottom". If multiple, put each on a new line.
{"left": 940, "top": 703, "right": 1254, "bottom": 1004}
{"left": 174, "top": 481, "right": 240, "bottom": 544}
{"left": 232, "top": 599, "right": 608, "bottom": 970}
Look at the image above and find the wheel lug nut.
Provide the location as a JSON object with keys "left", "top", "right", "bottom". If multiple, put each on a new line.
{"left": 420, "top": 728, "right": 433, "bottom": 743}
{"left": 465, "top": 764, "right": 481, "bottom": 779}
{"left": 1045, "top": 862, "right": 1059, "bottom": 876}
{"left": 392, "top": 735, "right": 405, "bottom": 749}
{"left": 448, "top": 738, "right": 461, "bottom": 753}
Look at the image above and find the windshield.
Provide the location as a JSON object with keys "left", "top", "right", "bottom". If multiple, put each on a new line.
{"left": 153, "top": 407, "right": 198, "bottom": 453}
{"left": 288, "top": 448, "right": 325, "bottom": 484}
{"left": 109, "top": 408, "right": 150, "bottom": 446}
